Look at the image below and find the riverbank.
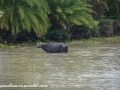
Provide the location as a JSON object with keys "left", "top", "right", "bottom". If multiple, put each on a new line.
{"left": 0, "top": 36, "right": 120, "bottom": 48}
{"left": 68, "top": 36, "right": 120, "bottom": 44}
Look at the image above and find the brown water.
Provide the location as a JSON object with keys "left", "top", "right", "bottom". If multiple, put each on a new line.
{"left": 0, "top": 42, "right": 120, "bottom": 90}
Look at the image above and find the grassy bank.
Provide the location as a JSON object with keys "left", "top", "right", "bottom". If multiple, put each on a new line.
{"left": 0, "top": 41, "right": 36, "bottom": 48}
{"left": 68, "top": 36, "right": 120, "bottom": 44}
{"left": 0, "top": 36, "right": 120, "bottom": 48}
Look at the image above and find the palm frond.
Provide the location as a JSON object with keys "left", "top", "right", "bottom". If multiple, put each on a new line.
{"left": 63, "top": 8, "right": 73, "bottom": 14}
{"left": 17, "top": 5, "right": 25, "bottom": 19}
{"left": 68, "top": 16, "right": 81, "bottom": 25}
{"left": 0, "top": 0, "right": 49, "bottom": 37}
{"left": 47, "top": 0, "right": 97, "bottom": 28}
{"left": 56, "top": 6, "right": 62, "bottom": 13}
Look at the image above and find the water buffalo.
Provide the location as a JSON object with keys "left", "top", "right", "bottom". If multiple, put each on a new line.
{"left": 36, "top": 43, "right": 68, "bottom": 53}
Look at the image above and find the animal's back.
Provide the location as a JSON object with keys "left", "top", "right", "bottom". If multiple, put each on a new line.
{"left": 46, "top": 43, "right": 61, "bottom": 53}
{"left": 41, "top": 43, "right": 68, "bottom": 53}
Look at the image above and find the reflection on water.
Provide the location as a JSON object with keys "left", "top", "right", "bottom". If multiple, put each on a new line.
{"left": 0, "top": 43, "right": 120, "bottom": 90}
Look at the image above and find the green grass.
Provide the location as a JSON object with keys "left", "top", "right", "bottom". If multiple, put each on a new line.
{"left": 67, "top": 36, "right": 120, "bottom": 44}
{"left": 0, "top": 36, "right": 120, "bottom": 48}
{"left": 0, "top": 43, "right": 15, "bottom": 48}
{"left": 0, "top": 40, "right": 36, "bottom": 48}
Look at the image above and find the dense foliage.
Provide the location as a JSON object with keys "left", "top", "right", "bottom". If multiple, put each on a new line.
{"left": 0, "top": 0, "right": 120, "bottom": 43}
{"left": 47, "top": 0, "right": 98, "bottom": 29}
{"left": 0, "top": 0, "right": 49, "bottom": 37}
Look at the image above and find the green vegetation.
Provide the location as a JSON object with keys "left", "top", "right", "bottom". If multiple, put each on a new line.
{"left": 0, "top": 0, "right": 120, "bottom": 47}
{"left": 69, "top": 36, "right": 120, "bottom": 44}
{"left": 47, "top": 0, "right": 98, "bottom": 29}
{"left": 1, "top": 36, "right": 120, "bottom": 48}
{"left": 0, "top": 0, "right": 49, "bottom": 37}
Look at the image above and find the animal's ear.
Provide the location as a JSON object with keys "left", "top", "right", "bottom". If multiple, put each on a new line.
{"left": 39, "top": 42, "right": 43, "bottom": 44}
{"left": 36, "top": 42, "right": 42, "bottom": 45}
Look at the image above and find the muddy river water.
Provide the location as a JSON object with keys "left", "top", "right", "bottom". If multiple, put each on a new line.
{"left": 0, "top": 42, "right": 120, "bottom": 90}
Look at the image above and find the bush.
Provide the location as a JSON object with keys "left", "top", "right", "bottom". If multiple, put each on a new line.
{"left": 99, "top": 19, "right": 113, "bottom": 37}
{"left": 113, "top": 19, "right": 120, "bottom": 35}
{"left": 16, "top": 30, "right": 38, "bottom": 43}
{"left": 44, "top": 28, "right": 69, "bottom": 42}
{"left": 70, "top": 25, "right": 100, "bottom": 39}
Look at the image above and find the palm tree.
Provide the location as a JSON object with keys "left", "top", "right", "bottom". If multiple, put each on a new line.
{"left": 0, "top": 0, "right": 49, "bottom": 37}
{"left": 46, "top": 0, "right": 98, "bottom": 29}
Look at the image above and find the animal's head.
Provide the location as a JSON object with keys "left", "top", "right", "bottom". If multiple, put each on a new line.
{"left": 36, "top": 42, "right": 43, "bottom": 48}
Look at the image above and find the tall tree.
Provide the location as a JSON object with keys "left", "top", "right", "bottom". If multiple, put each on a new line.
{"left": 46, "top": 0, "right": 98, "bottom": 29}
{"left": 0, "top": 0, "right": 49, "bottom": 37}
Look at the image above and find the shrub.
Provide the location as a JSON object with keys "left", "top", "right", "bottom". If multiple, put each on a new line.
{"left": 16, "top": 30, "right": 38, "bottom": 43}
{"left": 70, "top": 25, "right": 100, "bottom": 39}
{"left": 99, "top": 19, "right": 113, "bottom": 37}
{"left": 44, "top": 28, "right": 69, "bottom": 42}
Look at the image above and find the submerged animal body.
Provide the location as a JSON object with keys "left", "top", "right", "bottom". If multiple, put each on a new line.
{"left": 36, "top": 43, "right": 68, "bottom": 53}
